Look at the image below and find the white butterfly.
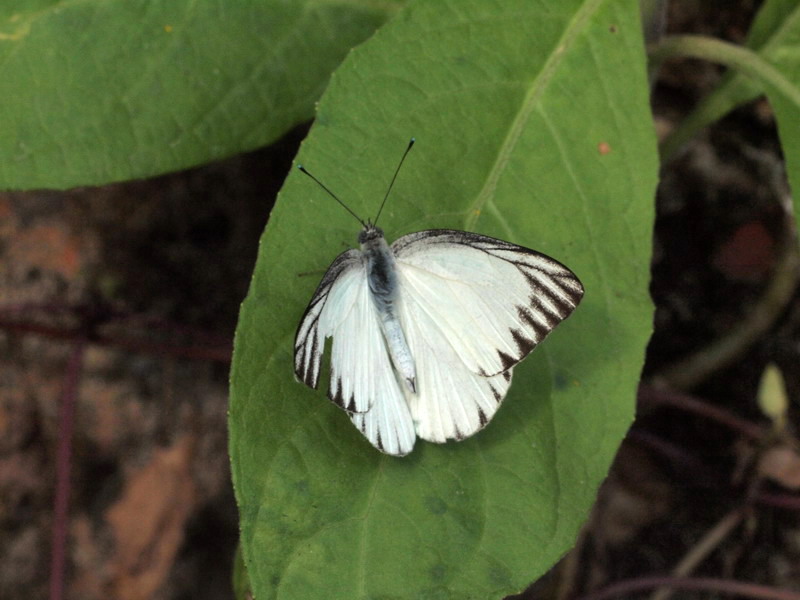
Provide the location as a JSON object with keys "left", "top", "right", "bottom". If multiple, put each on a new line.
{"left": 294, "top": 140, "right": 584, "bottom": 456}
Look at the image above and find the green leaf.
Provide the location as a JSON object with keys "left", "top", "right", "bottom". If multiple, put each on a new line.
{"left": 770, "top": 80, "right": 800, "bottom": 217}
{"left": 659, "top": 0, "right": 800, "bottom": 159}
{"left": 752, "top": 10, "right": 800, "bottom": 213}
{"left": 0, "top": 0, "right": 398, "bottom": 190}
{"left": 229, "top": 0, "right": 658, "bottom": 598}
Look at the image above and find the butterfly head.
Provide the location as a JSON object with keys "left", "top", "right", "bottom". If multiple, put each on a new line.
{"left": 358, "top": 223, "right": 384, "bottom": 245}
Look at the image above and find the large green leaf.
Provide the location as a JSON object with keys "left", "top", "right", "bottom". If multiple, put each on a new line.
{"left": 0, "top": 0, "right": 398, "bottom": 190}
{"left": 660, "top": 0, "right": 800, "bottom": 159}
{"left": 229, "top": 0, "right": 658, "bottom": 598}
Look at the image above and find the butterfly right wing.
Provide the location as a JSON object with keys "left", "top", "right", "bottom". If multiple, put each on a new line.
{"left": 392, "top": 229, "right": 583, "bottom": 443}
{"left": 392, "top": 230, "right": 583, "bottom": 378}
{"left": 294, "top": 249, "right": 416, "bottom": 455}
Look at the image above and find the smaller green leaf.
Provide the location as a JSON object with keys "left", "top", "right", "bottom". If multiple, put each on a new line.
{"left": 0, "top": 0, "right": 398, "bottom": 190}
{"left": 769, "top": 91, "right": 800, "bottom": 217}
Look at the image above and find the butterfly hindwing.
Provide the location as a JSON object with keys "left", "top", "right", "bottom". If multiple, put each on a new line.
{"left": 397, "top": 288, "right": 513, "bottom": 442}
{"left": 349, "top": 381, "right": 416, "bottom": 456}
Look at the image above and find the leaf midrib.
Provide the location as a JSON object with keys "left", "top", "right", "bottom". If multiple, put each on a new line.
{"left": 466, "top": 0, "right": 606, "bottom": 230}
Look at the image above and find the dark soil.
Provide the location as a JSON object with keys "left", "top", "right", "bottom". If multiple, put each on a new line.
{"left": 0, "top": 125, "right": 306, "bottom": 600}
{"left": 2, "top": 1, "right": 799, "bottom": 599}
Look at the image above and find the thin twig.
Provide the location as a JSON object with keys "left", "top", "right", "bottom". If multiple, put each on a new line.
{"left": 578, "top": 576, "right": 800, "bottom": 600}
{"left": 757, "top": 492, "right": 800, "bottom": 510}
{"left": 0, "top": 318, "right": 231, "bottom": 363}
{"left": 627, "top": 428, "right": 723, "bottom": 485}
{"left": 649, "top": 507, "right": 747, "bottom": 600}
{"left": 639, "top": 385, "right": 765, "bottom": 440}
{"left": 49, "top": 339, "right": 86, "bottom": 600}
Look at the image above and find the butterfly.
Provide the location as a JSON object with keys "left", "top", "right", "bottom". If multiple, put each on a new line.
{"left": 294, "top": 140, "right": 584, "bottom": 456}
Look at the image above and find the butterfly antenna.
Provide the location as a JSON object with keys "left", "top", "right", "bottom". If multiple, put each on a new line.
{"left": 374, "top": 138, "right": 415, "bottom": 227}
{"left": 297, "top": 164, "right": 367, "bottom": 227}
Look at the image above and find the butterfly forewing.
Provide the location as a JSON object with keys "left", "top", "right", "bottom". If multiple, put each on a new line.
{"left": 294, "top": 248, "right": 417, "bottom": 455}
{"left": 294, "top": 249, "right": 384, "bottom": 414}
{"left": 294, "top": 250, "right": 358, "bottom": 388}
{"left": 392, "top": 230, "right": 584, "bottom": 377}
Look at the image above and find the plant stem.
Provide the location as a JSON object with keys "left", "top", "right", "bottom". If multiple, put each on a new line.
{"left": 639, "top": 386, "right": 765, "bottom": 440}
{"left": 650, "top": 35, "right": 800, "bottom": 106}
{"left": 650, "top": 35, "right": 800, "bottom": 161}
{"left": 649, "top": 507, "right": 746, "bottom": 600}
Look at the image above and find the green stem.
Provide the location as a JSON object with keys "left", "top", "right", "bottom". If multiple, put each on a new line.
{"left": 650, "top": 35, "right": 800, "bottom": 161}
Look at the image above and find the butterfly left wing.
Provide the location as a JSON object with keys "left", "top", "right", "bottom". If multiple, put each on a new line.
{"left": 294, "top": 250, "right": 361, "bottom": 394}
{"left": 393, "top": 229, "right": 583, "bottom": 442}
{"left": 294, "top": 249, "right": 381, "bottom": 414}
{"left": 294, "top": 249, "right": 416, "bottom": 454}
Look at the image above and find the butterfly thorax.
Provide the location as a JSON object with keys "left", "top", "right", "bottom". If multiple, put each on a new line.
{"left": 360, "top": 228, "right": 396, "bottom": 300}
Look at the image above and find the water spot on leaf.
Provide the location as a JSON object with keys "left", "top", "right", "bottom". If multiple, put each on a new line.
{"left": 429, "top": 562, "right": 447, "bottom": 581}
{"left": 553, "top": 371, "right": 568, "bottom": 390}
{"left": 424, "top": 496, "right": 447, "bottom": 515}
{"left": 488, "top": 562, "right": 513, "bottom": 587}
